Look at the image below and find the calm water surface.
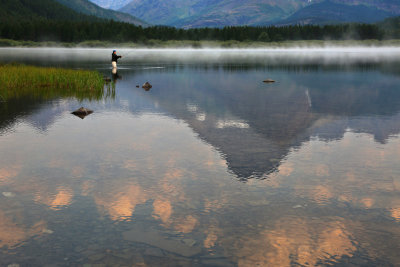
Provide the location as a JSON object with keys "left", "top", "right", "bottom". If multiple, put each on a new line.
{"left": 0, "top": 48, "right": 400, "bottom": 266}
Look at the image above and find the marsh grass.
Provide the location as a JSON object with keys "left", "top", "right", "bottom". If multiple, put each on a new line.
{"left": 0, "top": 64, "right": 105, "bottom": 101}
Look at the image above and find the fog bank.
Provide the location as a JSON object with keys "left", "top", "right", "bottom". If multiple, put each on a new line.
{"left": 1, "top": 47, "right": 400, "bottom": 65}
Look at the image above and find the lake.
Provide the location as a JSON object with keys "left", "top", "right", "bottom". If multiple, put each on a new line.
{"left": 0, "top": 47, "right": 400, "bottom": 266}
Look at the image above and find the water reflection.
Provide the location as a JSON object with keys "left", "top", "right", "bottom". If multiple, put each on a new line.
{"left": 232, "top": 217, "right": 358, "bottom": 267}
{"left": 34, "top": 186, "right": 74, "bottom": 210}
{"left": 112, "top": 67, "right": 121, "bottom": 82}
{"left": 0, "top": 211, "right": 47, "bottom": 249}
{"left": 1, "top": 49, "right": 400, "bottom": 265}
{"left": 132, "top": 66, "right": 400, "bottom": 179}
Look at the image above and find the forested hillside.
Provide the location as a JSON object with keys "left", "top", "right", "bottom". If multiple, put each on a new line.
{"left": 0, "top": 0, "right": 93, "bottom": 21}
{"left": 379, "top": 17, "right": 400, "bottom": 38}
{"left": 0, "top": 0, "right": 146, "bottom": 25}
{"left": 0, "top": 0, "right": 399, "bottom": 44}
{"left": 0, "top": 0, "right": 147, "bottom": 41}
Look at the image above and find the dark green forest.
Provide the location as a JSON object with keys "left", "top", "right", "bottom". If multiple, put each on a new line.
{"left": 1, "top": 0, "right": 400, "bottom": 43}
{"left": 0, "top": 0, "right": 98, "bottom": 21}
{"left": 2, "top": 19, "right": 399, "bottom": 43}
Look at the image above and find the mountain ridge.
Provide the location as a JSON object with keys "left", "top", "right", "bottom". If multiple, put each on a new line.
{"left": 88, "top": 0, "right": 400, "bottom": 27}
{"left": 276, "top": 1, "right": 394, "bottom": 25}
{"left": 54, "top": 0, "right": 147, "bottom": 25}
{"left": 89, "top": 0, "right": 131, "bottom": 10}
{"left": 119, "top": 0, "right": 311, "bottom": 27}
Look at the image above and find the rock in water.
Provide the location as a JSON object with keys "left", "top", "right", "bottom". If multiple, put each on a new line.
{"left": 263, "top": 79, "right": 276, "bottom": 83}
{"left": 2, "top": 192, "right": 15, "bottom": 197}
{"left": 42, "top": 229, "right": 54, "bottom": 234}
{"left": 142, "top": 82, "right": 152, "bottom": 90}
{"left": 123, "top": 226, "right": 201, "bottom": 257}
{"left": 136, "top": 85, "right": 140, "bottom": 88}
{"left": 71, "top": 107, "right": 93, "bottom": 119}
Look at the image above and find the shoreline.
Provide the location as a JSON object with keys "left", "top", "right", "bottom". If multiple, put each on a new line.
{"left": 1, "top": 39, "right": 400, "bottom": 49}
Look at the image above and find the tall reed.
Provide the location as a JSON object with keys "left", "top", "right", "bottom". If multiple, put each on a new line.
{"left": 0, "top": 64, "right": 105, "bottom": 101}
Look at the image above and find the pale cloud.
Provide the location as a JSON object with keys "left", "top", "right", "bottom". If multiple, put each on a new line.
{"left": 233, "top": 218, "right": 357, "bottom": 267}
{"left": 174, "top": 215, "right": 198, "bottom": 233}
{"left": 153, "top": 199, "right": 173, "bottom": 225}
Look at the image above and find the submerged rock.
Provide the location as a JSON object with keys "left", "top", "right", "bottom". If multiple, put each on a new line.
{"left": 142, "top": 82, "right": 152, "bottom": 90}
{"left": 144, "top": 248, "right": 164, "bottom": 257}
{"left": 72, "top": 107, "right": 93, "bottom": 119}
{"left": 88, "top": 253, "right": 105, "bottom": 261}
{"left": 42, "top": 229, "right": 54, "bottom": 234}
{"left": 136, "top": 85, "right": 140, "bottom": 88}
{"left": 201, "top": 259, "right": 234, "bottom": 267}
{"left": 2, "top": 192, "right": 15, "bottom": 197}
{"left": 263, "top": 79, "right": 276, "bottom": 83}
{"left": 112, "top": 251, "right": 132, "bottom": 260}
{"left": 182, "top": 239, "right": 196, "bottom": 247}
{"left": 123, "top": 226, "right": 201, "bottom": 257}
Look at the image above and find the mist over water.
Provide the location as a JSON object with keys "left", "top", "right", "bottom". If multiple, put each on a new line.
{"left": 2, "top": 47, "right": 400, "bottom": 66}
{"left": 0, "top": 48, "right": 400, "bottom": 266}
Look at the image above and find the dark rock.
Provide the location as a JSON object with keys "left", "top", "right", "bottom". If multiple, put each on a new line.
{"left": 144, "top": 248, "right": 164, "bottom": 257}
{"left": 136, "top": 85, "right": 140, "bottom": 88}
{"left": 142, "top": 82, "right": 152, "bottom": 89}
{"left": 88, "top": 253, "right": 105, "bottom": 261}
{"left": 123, "top": 226, "right": 201, "bottom": 257}
{"left": 72, "top": 107, "right": 93, "bottom": 119}
{"left": 182, "top": 239, "right": 196, "bottom": 247}
{"left": 201, "top": 259, "right": 234, "bottom": 267}
{"left": 263, "top": 79, "right": 276, "bottom": 83}
{"left": 112, "top": 252, "right": 132, "bottom": 260}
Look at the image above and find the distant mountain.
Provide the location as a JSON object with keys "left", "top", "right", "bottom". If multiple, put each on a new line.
{"left": 104, "top": 0, "right": 400, "bottom": 27}
{"left": 277, "top": 1, "right": 394, "bottom": 25}
{"left": 119, "top": 0, "right": 311, "bottom": 27}
{"left": 88, "top": 0, "right": 132, "bottom": 10}
{"left": 54, "top": 0, "right": 147, "bottom": 25}
{"left": 331, "top": 0, "right": 400, "bottom": 14}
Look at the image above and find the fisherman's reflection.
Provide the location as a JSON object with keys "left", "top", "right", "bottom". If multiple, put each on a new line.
{"left": 112, "top": 67, "right": 122, "bottom": 82}
{"left": 104, "top": 68, "right": 120, "bottom": 99}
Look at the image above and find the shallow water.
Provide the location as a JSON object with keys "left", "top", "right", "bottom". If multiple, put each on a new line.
{"left": 1, "top": 48, "right": 400, "bottom": 266}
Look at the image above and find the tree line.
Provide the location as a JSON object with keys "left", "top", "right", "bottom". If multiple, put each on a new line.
{"left": 1, "top": 17, "right": 399, "bottom": 43}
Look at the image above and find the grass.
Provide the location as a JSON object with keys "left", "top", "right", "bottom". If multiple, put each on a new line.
{"left": 0, "top": 64, "right": 105, "bottom": 101}
{"left": 2, "top": 38, "right": 400, "bottom": 48}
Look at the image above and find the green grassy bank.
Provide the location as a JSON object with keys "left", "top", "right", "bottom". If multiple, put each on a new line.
{"left": 0, "top": 64, "right": 104, "bottom": 101}
{"left": 1, "top": 38, "right": 400, "bottom": 48}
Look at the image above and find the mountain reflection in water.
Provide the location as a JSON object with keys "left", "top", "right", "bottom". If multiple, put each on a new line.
{"left": 0, "top": 48, "right": 400, "bottom": 266}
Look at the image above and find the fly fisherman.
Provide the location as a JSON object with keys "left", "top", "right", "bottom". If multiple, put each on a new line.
{"left": 111, "top": 50, "right": 122, "bottom": 68}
